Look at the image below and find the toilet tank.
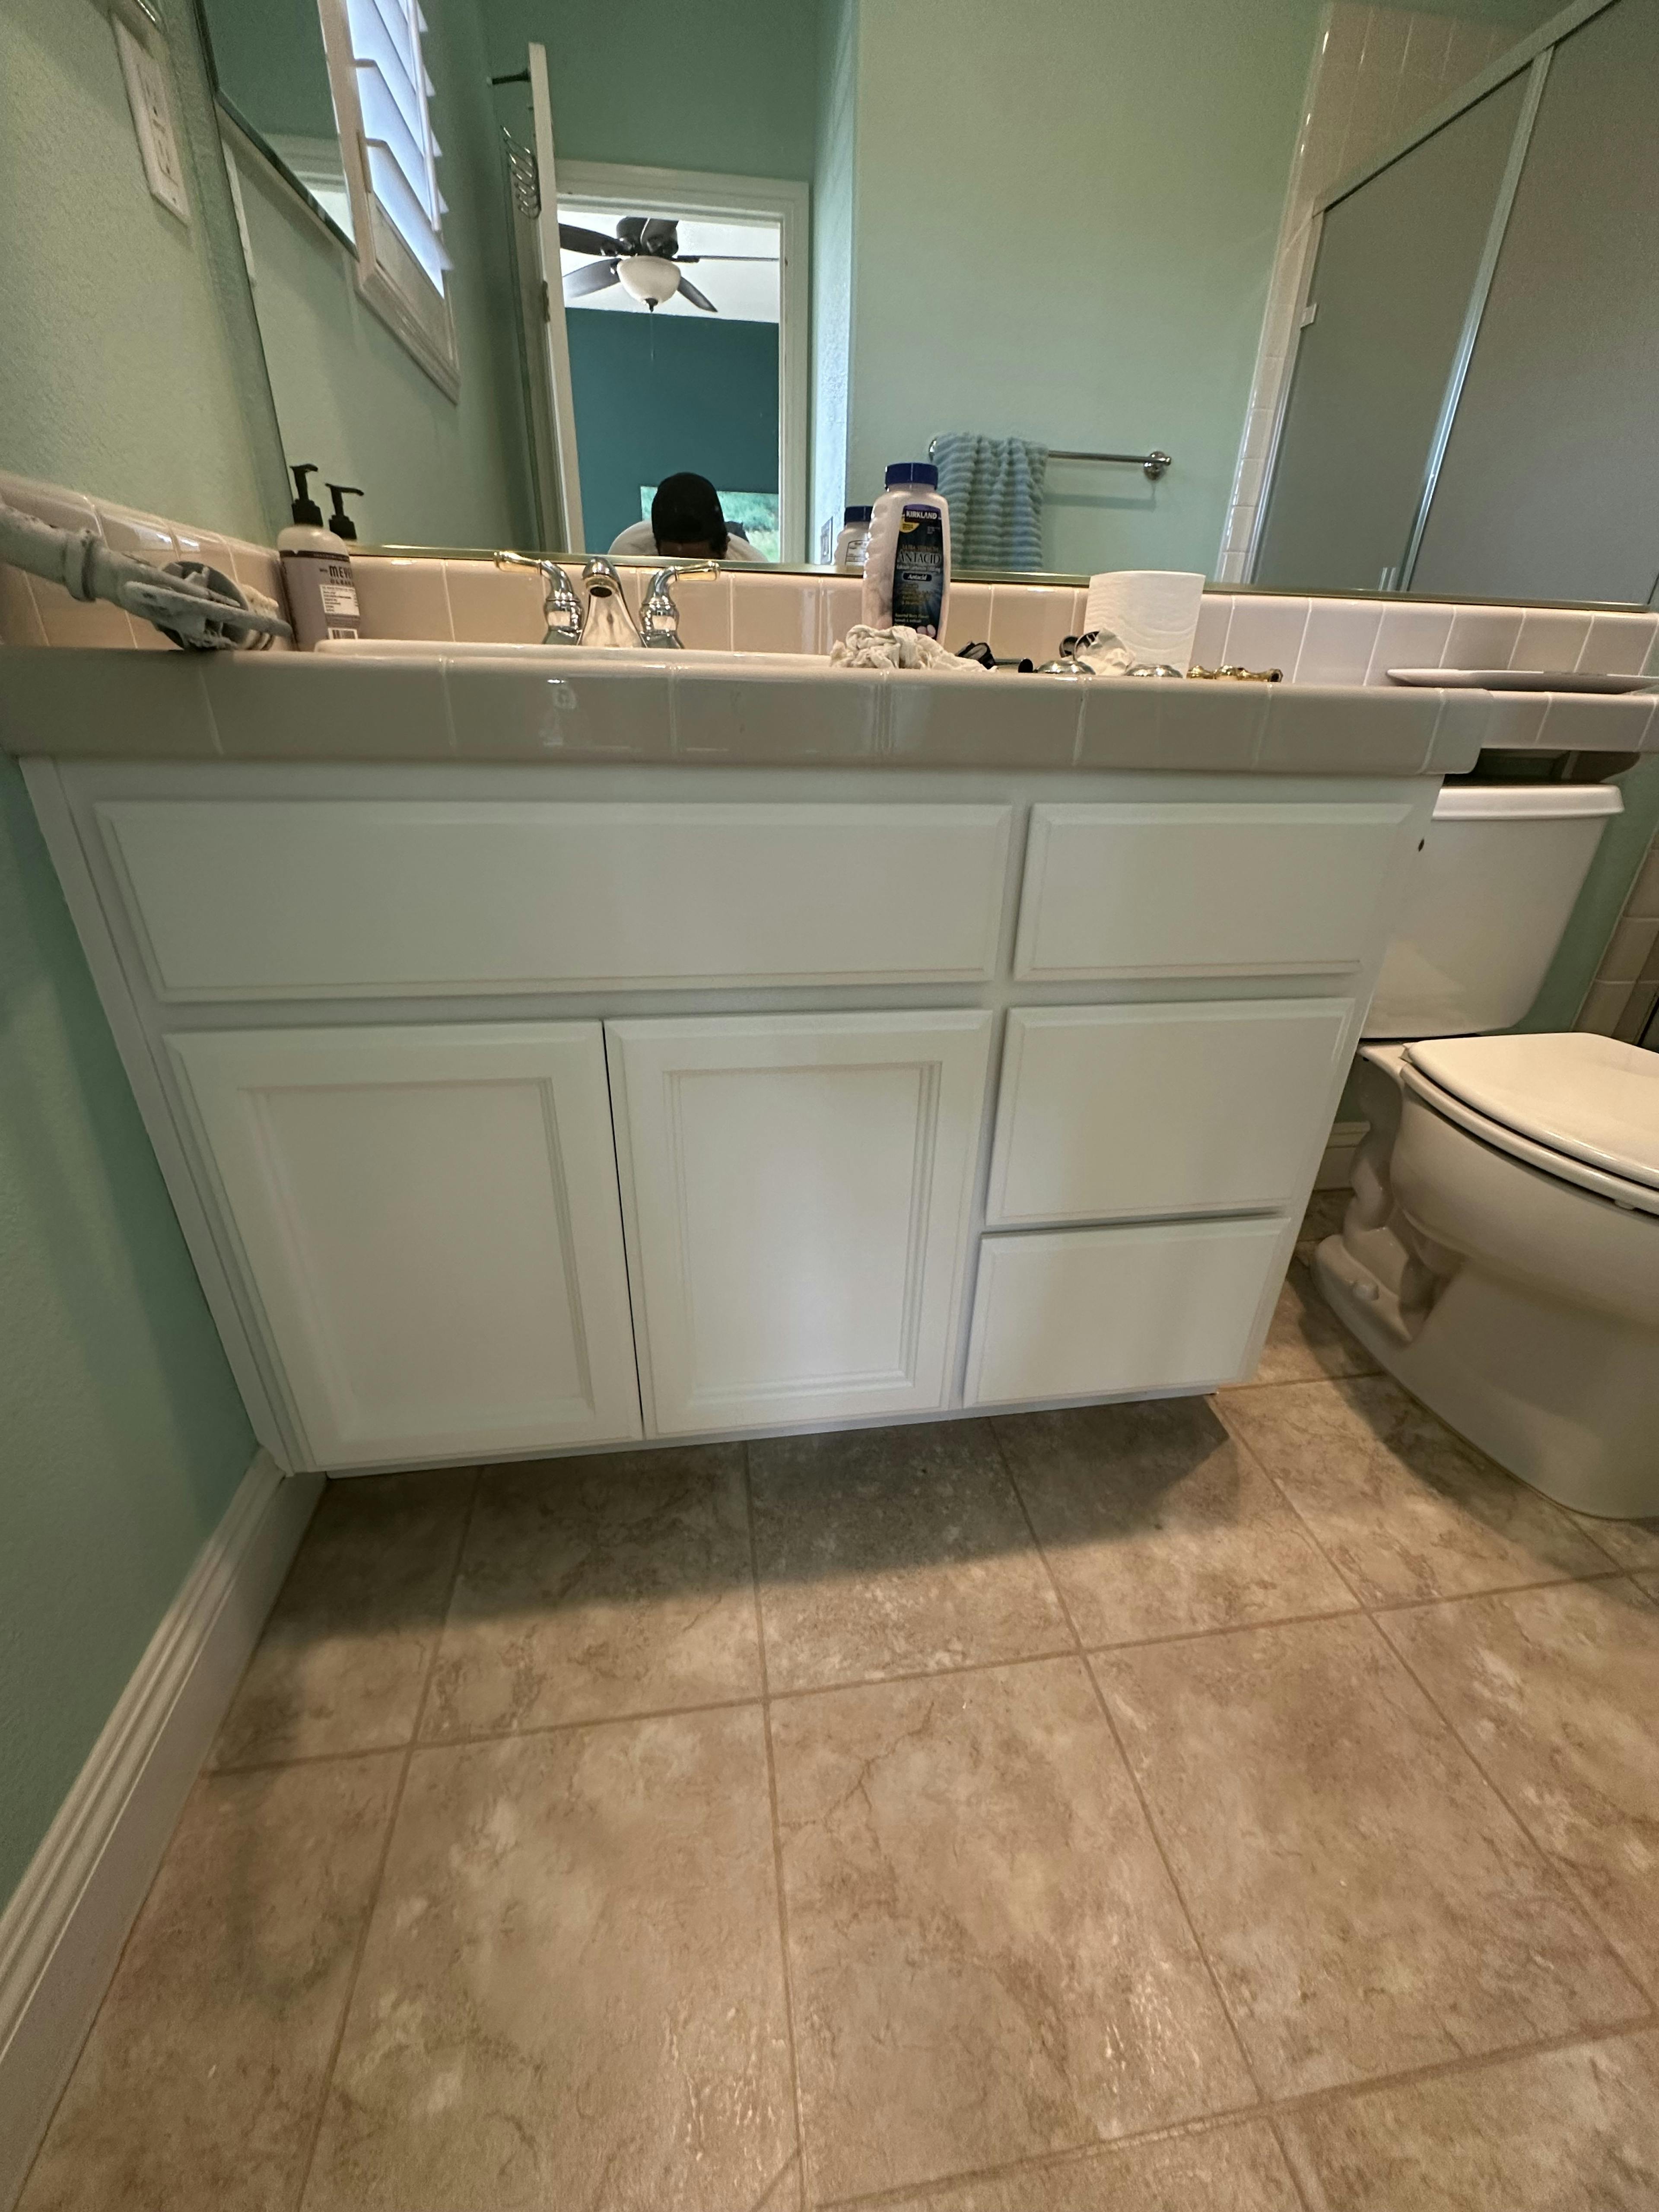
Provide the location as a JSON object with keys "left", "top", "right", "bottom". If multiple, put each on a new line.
{"left": 1365, "top": 783, "right": 1622, "bottom": 1039}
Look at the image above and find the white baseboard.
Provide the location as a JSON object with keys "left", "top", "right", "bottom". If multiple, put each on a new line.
{"left": 0, "top": 1451, "right": 321, "bottom": 2209}
{"left": 1317, "top": 1120, "right": 1368, "bottom": 1191}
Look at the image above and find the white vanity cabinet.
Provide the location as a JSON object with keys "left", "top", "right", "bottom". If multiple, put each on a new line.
{"left": 607, "top": 1011, "right": 992, "bottom": 1435}
{"left": 167, "top": 1022, "right": 642, "bottom": 1466}
{"left": 25, "top": 758, "right": 1435, "bottom": 1475}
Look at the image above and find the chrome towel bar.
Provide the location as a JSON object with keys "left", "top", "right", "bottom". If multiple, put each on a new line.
{"left": 928, "top": 439, "right": 1172, "bottom": 480}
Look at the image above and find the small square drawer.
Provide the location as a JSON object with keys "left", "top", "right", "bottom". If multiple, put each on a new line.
{"left": 963, "top": 1215, "right": 1287, "bottom": 1407}
{"left": 986, "top": 998, "right": 1353, "bottom": 1226}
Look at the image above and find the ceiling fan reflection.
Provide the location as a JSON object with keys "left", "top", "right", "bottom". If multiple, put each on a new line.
{"left": 559, "top": 215, "right": 775, "bottom": 312}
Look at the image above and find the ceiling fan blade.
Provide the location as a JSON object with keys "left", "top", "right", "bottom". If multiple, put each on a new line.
{"left": 673, "top": 255, "right": 778, "bottom": 264}
{"left": 675, "top": 273, "right": 718, "bottom": 313}
{"left": 615, "top": 214, "right": 647, "bottom": 248}
{"left": 640, "top": 217, "right": 680, "bottom": 254}
{"left": 563, "top": 259, "right": 621, "bottom": 298}
{"left": 558, "top": 222, "right": 621, "bottom": 257}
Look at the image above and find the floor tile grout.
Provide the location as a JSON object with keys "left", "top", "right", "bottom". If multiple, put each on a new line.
{"left": 1364, "top": 1606, "right": 1657, "bottom": 2015}
{"left": 204, "top": 1559, "right": 1643, "bottom": 1785}
{"left": 811, "top": 2013, "right": 1659, "bottom": 2210}
{"left": 1209, "top": 1395, "right": 1659, "bottom": 2017}
{"left": 745, "top": 1440, "right": 811, "bottom": 2204}
{"left": 987, "top": 1418, "right": 1272, "bottom": 2116}
{"left": 288, "top": 1466, "right": 483, "bottom": 2212}
{"left": 811, "top": 2099, "right": 1269, "bottom": 2209}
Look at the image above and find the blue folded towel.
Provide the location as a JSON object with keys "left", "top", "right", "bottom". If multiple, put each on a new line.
{"left": 931, "top": 434, "right": 1049, "bottom": 569}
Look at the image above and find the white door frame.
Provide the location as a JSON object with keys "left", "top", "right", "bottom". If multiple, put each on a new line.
{"left": 528, "top": 44, "right": 586, "bottom": 553}
{"left": 553, "top": 159, "right": 810, "bottom": 563}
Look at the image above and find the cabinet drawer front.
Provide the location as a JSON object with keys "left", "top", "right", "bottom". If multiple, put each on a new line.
{"left": 964, "top": 1217, "right": 1286, "bottom": 1407}
{"left": 1014, "top": 801, "right": 1416, "bottom": 979}
{"left": 168, "top": 1023, "right": 642, "bottom": 1467}
{"left": 986, "top": 998, "right": 1353, "bottom": 1226}
{"left": 608, "top": 1011, "right": 992, "bottom": 1436}
{"left": 99, "top": 799, "right": 1014, "bottom": 999}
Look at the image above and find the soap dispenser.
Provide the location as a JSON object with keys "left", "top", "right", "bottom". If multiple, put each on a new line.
{"left": 278, "top": 464, "right": 361, "bottom": 649}
{"left": 326, "top": 483, "right": 363, "bottom": 541}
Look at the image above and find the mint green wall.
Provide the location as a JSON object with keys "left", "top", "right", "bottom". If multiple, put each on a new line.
{"left": 0, "top": 0, "right": 265, "bottom": 1912}
{"left": 238, "top": 0, "right": 531, "bottom": 549}
{"left": 482, "top": 0, "right": 825, "bottom": 178}
{"left": 843, "top": 0, "right": 1325, "bottom": 574}
{"left": 0, "top": 761, "right": 256, "bottom": 1903}
{"left": 0, "top": 0, "right": 280, "bottom": 539}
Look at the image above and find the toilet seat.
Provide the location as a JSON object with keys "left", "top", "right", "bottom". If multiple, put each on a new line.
{"left": 1398, "top": 1057, "right": 1659, "bottom": 1219}
{"left": 1405, "top": 1032, "right": 1659, "bottom": 1192}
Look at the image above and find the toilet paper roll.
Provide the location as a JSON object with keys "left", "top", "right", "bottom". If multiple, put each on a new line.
{"left": 1084, "top": 570, "right": 1206, "bottom": 674}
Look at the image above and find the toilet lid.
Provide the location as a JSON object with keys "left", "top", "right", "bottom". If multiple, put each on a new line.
{"left": 1404, "top": 1033, "right": 1659, "bottom": 1193}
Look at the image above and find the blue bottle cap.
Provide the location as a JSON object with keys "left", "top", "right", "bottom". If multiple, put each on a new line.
{"left": 884, "top": 462, "right": 938, "bottom": 488}
{"left": 843, "top": 504, "right": 873, "bottom": 523}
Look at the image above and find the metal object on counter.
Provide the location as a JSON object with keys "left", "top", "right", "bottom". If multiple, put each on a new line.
{"left": 1188, "top": 664, "right": 1284, "bottom": 682}
{"left": 639, "top": 561, "right": 723, "bottom": 648}
{"left": 494, "top": 550, "right": 583, "bottom": 645}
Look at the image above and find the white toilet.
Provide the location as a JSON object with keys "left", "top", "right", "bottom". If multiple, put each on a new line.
{"left": 1315, "top": 780, "right": 1659, "bottom": 1518}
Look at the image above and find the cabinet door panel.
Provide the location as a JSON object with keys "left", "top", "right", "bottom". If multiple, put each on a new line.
{"left": 608, "top": 1012, "right": 993, "bottom": 1435}
{"left": 986, "top": 999, "right": 1353, "bottom": 1226}
{"left": 168, "top": 1023, "right": 641, "bottom": 1468}
{"left": 965, "top": 1217, "right": 1287, "bottom": 1408}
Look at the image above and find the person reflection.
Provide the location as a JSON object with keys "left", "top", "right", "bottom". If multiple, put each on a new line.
{"left": 607, "top": 472, "right": 769, "bottom": 562}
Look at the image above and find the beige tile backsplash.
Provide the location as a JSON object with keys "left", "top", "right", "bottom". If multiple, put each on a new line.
{"left": 3, "top": 469, "right": 1656, "bottom": 693}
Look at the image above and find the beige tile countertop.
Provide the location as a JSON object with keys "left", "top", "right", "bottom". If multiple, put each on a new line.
{"left": 0, "top": 642, "right": 1576, "bottom": 776}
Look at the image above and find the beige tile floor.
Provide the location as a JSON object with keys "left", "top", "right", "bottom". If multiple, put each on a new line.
{"left": 20, "top": 1234, "right": 1659, "bottom": 2210}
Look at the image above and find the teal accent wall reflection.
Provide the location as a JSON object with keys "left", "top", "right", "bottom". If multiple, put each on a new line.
{"left": 0, "top": 761, "right": 256, "bottom": 1905}
{"left": 567, "top": 312, "right": 779, "bottom": 556}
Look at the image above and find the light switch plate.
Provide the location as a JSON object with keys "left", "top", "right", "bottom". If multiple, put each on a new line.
{"left": 112, "top": 17, "right": 191, "bottom": 224}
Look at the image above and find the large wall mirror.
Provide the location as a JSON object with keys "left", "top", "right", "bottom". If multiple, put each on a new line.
{"left": 196, "top": 0, "right": 1659, "bottom": 603}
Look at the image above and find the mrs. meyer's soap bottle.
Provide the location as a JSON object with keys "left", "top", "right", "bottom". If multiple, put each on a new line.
{"left": 278, "top": 463, "right": 362, "bottom": 649}
{"left": 861, "top": 462, "right": 950, "bottom": 639}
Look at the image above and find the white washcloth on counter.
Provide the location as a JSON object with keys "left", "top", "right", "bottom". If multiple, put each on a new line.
{"left": 830, "top": 624, "right": 985, "bottom": 671}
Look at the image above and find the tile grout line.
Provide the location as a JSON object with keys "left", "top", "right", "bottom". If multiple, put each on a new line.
{"left": 813, "top": 2010, "right": 1659, "bottom": 2212}
{"left": 288, "top": 1465, "right": 483, "bottom": 2212}
{"left": 1214, "top": 1392, "right": 1656, "bottom": 2010}
{"left": 744, "top": 1441, "right": 810, "bottom": 2209}
{"left": 1217, "top": 1343, "right": 1640, "bottom": 1581}
{"left": 1210, "top": 1390, "right": 1398, "bottom": 1615}
{"left": 812, "top": 2101, "right": 1271, "bottom": 2210}
{"left": 1212, "top": 1382, "right": 1642, "bottom": 1614}
{"left": 987, "top": 1417, "right": 1272, "bottom": 2116}
{"left": 1364, "top": 1603, "right": 1659, "bottom": 2015}
{"left": 205, "top": 1556, "right": 1642, "bottom": 1786}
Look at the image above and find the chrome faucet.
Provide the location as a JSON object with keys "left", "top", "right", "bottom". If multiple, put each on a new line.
{"left": 493, "top": 550, "right": 582, "bottom": 645}
{"left": 639, "top": 561, "right": 723, "bottom": 648}
{"left": 577, "top": 557, "right": 642, "bottom": 647}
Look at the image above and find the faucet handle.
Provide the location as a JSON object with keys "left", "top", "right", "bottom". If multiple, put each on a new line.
{"left": 494, "top": 550, "right": 582, "bottom": 645}
{"left": 640, "top": 560, "right": 723, "bottom": 648}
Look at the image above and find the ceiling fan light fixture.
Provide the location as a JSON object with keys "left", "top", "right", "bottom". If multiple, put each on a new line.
{"left": 617, "top": 255, "right": 681, "bottom": 307}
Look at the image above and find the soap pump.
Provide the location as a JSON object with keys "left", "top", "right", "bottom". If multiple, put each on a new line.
{"left": 326, "top": 483, "right": 363, "bottom": 541}
{"left": 278, "top": 463, "right": 362, "bottom": 648}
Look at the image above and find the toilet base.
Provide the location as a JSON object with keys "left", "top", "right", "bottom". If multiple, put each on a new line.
{"left": 1316, "top": 1233, "right": 1659, "bottom": 1519}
